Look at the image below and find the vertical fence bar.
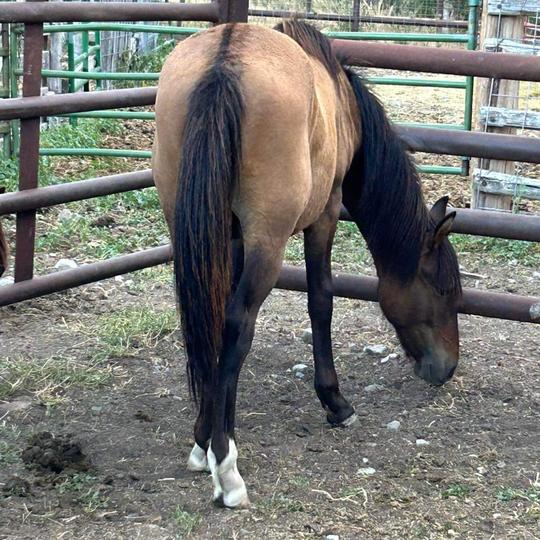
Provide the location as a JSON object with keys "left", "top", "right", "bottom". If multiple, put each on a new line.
{"left": 9, "top": 27, "right": 20, "bottom": 156}
{"left": 217, "top": 0, "right": 248, "bottom": 23}
{"left": 82, "top": 29, "right": 89, "bottom": 91}
{"left": 94, "top": 29, "right": 102, "bottom": 90}
{"left": 351, "top": 0, "right": 361, "bottom": 32}
{"left": 1, "top": 23, "right": 11, "bottom": 159}
{"left": 14, "top": 5, "right": 45, "bottom": 282}
{"left": 462, "top": 0, "right": 479, "bottom": 174}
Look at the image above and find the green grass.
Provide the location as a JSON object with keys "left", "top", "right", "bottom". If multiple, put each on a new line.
{"left": 93, "top": 305, "right": 178, "bottom": 359}
{"left": 170, "top": 507, "right": 201, "bottom": 537}
{"left": 452, "top": 234, "right": 540, "bottom": 268}
{"left": 0, "top": 355, "right": 114, "bottom": 406}
{"left": 441, "top": 484, "right": 471, "bottom": 499}
{"left": 0, "top": 422, "right": 22, "bottom": 466}
{"left": 57, "top": 473, "right": 97, "bottom": 494}
{"left": 496, "top": 485, "right": 540, "bottom": 503}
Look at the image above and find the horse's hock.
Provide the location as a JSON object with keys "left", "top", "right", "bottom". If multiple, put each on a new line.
{"left": 0, "top": 0, "right": 539, "bottom": 325}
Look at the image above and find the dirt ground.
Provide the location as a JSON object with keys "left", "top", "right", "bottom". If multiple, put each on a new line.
{"left": 1, "top": 256, "right": 539, "bottom": 539}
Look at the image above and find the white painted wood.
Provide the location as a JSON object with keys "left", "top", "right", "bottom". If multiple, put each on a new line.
{"left": 484, "top": 37, "right": 540, "bottom": 55}
{"left": 488, "top": 0, "right": 540, "bottom": 15}
{"left": 473, "top": 168, "right": 540, "bottom": 200}
{"left": 479, "top": 107, "right": 540, "bottom": 130}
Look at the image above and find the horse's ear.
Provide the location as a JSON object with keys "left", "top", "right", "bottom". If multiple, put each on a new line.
{"left": 430, "top": 211, "right": 456, "bottom": 250}
{"left": 430, "top": 196, "right": 449, "bottom": 223}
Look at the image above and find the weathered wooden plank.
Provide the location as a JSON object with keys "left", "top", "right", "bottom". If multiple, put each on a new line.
{"left": 488, "top": 0, "right": 540, "bottom": 15}
{"left": 484, "top": 38, "right": 540, "bottom": 55}
{"left": 479, "top": 107, "right": 540, "bottom": 130}
{"left": 473, "top": 169, "right": 540, "bottom": 201}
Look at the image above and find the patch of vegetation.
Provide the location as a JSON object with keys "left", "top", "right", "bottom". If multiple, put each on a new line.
{"left": 170, "top": 507, "right": 201, "bottom": 537}
{"left": 258, "top": 494, "right": 305, "bottom": 515}
{"left": 94, "top": 305, "right": 178, "bottom": 359}
{"left": 0, "top": 355, "right": 113, "bottom": 406}
{"left": 496, "top": 485, "right": 540, "bottom": 504}
{"left": 452, "top": 234, "right": 540, "bottom": 268}
{"left": 57, "top": 473, "right": 97, "bottom": 494}
{"left": 0, "top": 422, "right": 22, "bottom": 466}
{"left": 2, "top": 119, "right": 126, "bottom": 193}
{"left": 441, "top": 484, "right": 471, "bottom": 499}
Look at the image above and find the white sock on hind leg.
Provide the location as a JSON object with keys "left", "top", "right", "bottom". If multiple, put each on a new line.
{"left": 207, "top": 438, "right": 249, "bottom": 508}
{"left": 187, "top": 443, "right": 209, "bottom": 472}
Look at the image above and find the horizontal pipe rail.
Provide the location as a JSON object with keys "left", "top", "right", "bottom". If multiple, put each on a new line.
{"left": 326, "top": 31, "right": 469, "bottom": 42}
{"left": 2, "top": 93, "right": 540, "bottom": 164}
{"left": 333, "top": 40, "right": 540, "bottom": 82}
{"left": 0, "top": 87, "right": 157, "bottom": 120}
{"left": 395, "top": 126, "right": 540, "bottom": 164}
{"left": 247, "top": 9, "right": 469, "bottom": 29}
{"left": 1, "top": 170, "right": 539, "bottom": 242}
{"left": 0, "top": 2, "right": 219, "bottom": 23}
{"left": 0, "top": 170, "right": 154, "bottom": 214}
{"left": 0, "top": 252, "right": 537, "bottom": 323}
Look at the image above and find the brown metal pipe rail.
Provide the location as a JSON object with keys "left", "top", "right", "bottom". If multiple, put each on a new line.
{"left": 333, "top": 39, "right": 540, "bottom": 82}
{"left": 248, "top": 9, "right": 468, "bottom": 29}
{"left": 1, "top": 170, "right": 540, "bottom": 242}
{"left": 0, "top": 170, "right": 154, "bottom": 214}
{"left": 3, "top": 96, "right": 540, "bottom": 164}
{"left": 0, "top": 2, "right": 220, "bottom": 23}
{"left": 395, "top": 126, "right": 540, "bottom": 164}
{"left": 0, "top": 253, "right": 538, "bottom": 323}
{"left": 0, "top": 87, "right": 157, "bottom": 121}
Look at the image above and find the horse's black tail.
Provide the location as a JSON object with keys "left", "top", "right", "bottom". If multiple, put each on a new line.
{"left": 0, "top": 188, "right": 8, "bottom": 277}
{"left": 173, "top": 46, "right": 244, "bottom": 402}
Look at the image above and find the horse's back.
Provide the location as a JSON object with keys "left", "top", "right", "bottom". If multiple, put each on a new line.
{"left": 153, "top": 23, "right": 343, "bottom": 241}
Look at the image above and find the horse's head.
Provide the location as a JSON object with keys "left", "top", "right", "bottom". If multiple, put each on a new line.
{"left": 377, "top": 197, "right": 462, "bottom": 386}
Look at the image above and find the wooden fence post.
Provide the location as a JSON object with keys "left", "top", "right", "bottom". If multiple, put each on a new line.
{"left": 473, "top": 0, "right": 525, "bottom": 210}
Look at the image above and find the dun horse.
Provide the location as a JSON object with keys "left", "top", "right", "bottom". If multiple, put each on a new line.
{"left": 152, "top": 20, "right": 462, "bottom": 508}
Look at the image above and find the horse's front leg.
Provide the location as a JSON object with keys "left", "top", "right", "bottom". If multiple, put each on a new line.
{"left": 208, "top": 239, "right": 287, "bottom": 508}
{"left": 303, "top": 190, "right": 356, "bottom": 427}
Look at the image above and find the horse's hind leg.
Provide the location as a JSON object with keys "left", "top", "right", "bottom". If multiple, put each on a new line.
{"left": 207, "top": 236, "right": 288, "bottom": 508}
{"left": 304, "top": 190, "right": 356, "bottom": 426}
{"left": 187, "top": 238, "right": 244, "bottom": 473}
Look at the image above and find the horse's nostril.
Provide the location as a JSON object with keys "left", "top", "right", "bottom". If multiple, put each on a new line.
{"left": 447, "top": 365, "right": 457, "bottom": 379}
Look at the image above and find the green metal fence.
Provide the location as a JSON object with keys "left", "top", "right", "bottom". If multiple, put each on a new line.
{"left": 3, "top": 0, "right": 480, "bottom": 175}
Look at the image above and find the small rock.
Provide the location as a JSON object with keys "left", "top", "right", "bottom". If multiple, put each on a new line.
{"left": 0, "top": 276, "right": 14, "bottom": 287}
{"left": 295, "top": 372, "right": 305, "bottom": 380}
{"left": 325, "top": 536, "right": 340, "bottom": 540}
{"left": 57, "top": 209, "right": 73, "bottom": 223}
{"left": 364, "top": 384, "right": 385, "bottom": 393}
{"left": 301, "top": 328, "right": 313, "bottom": 344}
{"left": 381, "top": 353, "right": 398, "bottom": 364}
{"left": 363, "top": 344, "right": 388, "bottom": 356}
{"left": 357, "top": 467, "right": 376, "bottom": 476}
{"left": 91, "top": 405, "right": 103, "bottom": 414}
{"left": 54, "top": 258, "right": 78, "bottom": 271}
{"left": 114, "top": 275, "right": 124, "bottom": 282}
{"left": 533, "top": 271, "right": 540, "bottom": 279}
{"left": 477, "top": 466, "right": 488, "bottom": 475}
{"left": 386, "top": 420, "right": 401, "bottom": 431}
{"left": 496, "top": 461, "right": 506, "bottom": 469}
{"left": 292, "top": 363, "right": 308, "bottom": 373}
{"left": 362, "top": 457, "right": 369, "bottom": 464}
{"left": 416, "top": 438, "right": 430, "bottom": 446}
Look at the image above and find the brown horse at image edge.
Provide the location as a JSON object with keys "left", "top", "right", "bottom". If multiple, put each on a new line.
{"left": 152, "top": 20, "right": 462, "bottom": 508}
{"left": 0, "top": 187, "right": 8, "bottom": 278}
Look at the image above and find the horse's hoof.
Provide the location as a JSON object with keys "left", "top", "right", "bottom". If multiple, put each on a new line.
{"left": 186, "top": 443, "right": 209, "bottom": 472}
{"left": 327, "top": 407, "right": 357, "bottom": 428}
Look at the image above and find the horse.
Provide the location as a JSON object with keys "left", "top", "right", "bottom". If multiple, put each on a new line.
{"left": 0, "top": 187, "right": 8, "bottom": 278}
{"left": 152, "top": 20, "right": 462, "bottom": 508}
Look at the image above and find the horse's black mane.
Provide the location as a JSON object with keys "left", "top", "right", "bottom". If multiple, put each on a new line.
{"left": 276, "top": 19, "right": 461, "bottom": 296}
